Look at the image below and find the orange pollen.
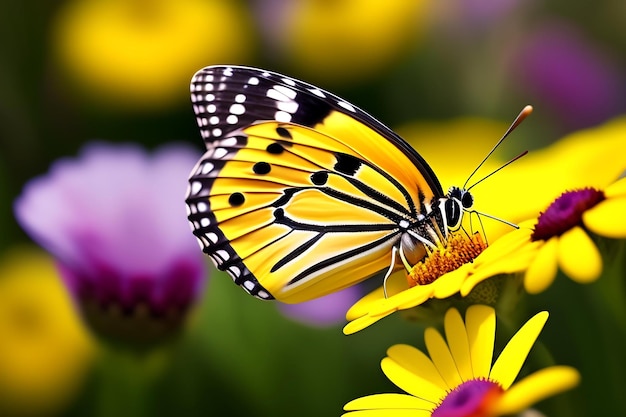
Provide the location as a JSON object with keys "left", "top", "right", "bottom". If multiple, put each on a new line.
{"left": 407, "top": 233, "right": 487, "bottom": 287}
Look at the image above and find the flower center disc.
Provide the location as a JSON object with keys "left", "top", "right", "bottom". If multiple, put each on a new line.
{"left": 407, "top": 233, "right": 486, "bottom": 287}
{"left": 432, "top": 379, "right": 504, "bottom": 417}
{"left": 532, "top": 188, "right": 605, "bottom": 241}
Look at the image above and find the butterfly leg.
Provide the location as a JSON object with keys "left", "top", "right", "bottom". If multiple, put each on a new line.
{"left": 382, "top": 246, "right": 400, "bottom": 299}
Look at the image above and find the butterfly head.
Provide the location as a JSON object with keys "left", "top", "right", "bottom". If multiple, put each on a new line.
{"left": 442, "top": 186, "right": 474, "bottom": 232}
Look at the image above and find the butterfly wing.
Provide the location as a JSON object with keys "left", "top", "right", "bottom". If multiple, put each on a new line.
{"left": 186, "top": 66, "right": 445, "bottom": 303}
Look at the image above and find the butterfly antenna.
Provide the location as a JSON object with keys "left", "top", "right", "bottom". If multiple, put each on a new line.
{"left": 462, "top": 105, "right": 533, "bottom": 190}
{"left": 466, "top": 150, "right": 528, "bottom": 191}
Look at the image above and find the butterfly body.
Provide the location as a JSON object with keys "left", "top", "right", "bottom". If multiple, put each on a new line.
{"left": 186, "top": 66, "right": 470, "bottom": 303}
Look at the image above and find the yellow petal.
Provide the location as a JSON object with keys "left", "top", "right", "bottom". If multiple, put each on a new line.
{"left": 524, "top": 238, "right": 558, "bottom": 294}
{"left": 344, "top": 393, "right": 434, "bottom": 411}
{"left": 342, "top": 409, "right": 431, "bottom": 417}
{"left": 465, "top": 305, "right": 496, "bottom": 378}
{"left": 386, "top": 344, "right": 448, "bottom": 391}
{"left": 583, "top": 197, "right": 626, "bottom": 238}
{"left": 495, "top": 366, "right": 580, "bottom": 415}
{"left": 604, "top": 176, "right": 626, "bottom": 198}
{"left": 424, "top": 328, "right": 463, "bottom": 389}
{"left": 430, "top": 265, "right": 469, "bottom": 298}
{"left": 557, "top": 226, "right": 602, "bottom": 283}
{"left": 381, "top": 357, "right": 446, "bottom": 402}
{"left": 381, "top": 286, "right": 432, "bottom": 313}
{"left": 461, "top": 243, "right": 539, "bottom": 296}
{"left": 489, "top": 311, "right": 549, "bottom": 389}
{"left": 343, "top": 314, "right": 387, "bottom": 335}
{"left": 346, "top": 287, "right": 386, "bottom": 321}
{"left": 444, "top": 309, "right": 473, "bottom": 381}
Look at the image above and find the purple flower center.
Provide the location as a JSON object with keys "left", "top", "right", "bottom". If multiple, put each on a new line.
{"left": 531, "top": 188, "right": 605, "bottom": 241}
{"left": 432, "top": 379, "right": 503, "bottom": 417}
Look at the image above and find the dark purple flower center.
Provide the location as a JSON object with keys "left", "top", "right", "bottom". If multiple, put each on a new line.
{"left": 432, "top": 379, "right": 503, "bottom": 417}
{"left": 531, "top": 188, "right": 605, "bottom": 241}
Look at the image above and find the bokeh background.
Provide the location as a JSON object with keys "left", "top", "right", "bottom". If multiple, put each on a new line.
{"left": 1, "top": 0, "right": 625, "bottom": 416}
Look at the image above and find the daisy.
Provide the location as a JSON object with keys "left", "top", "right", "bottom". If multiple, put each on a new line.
{"left": 343, "top": 305, "right": 580, "bottom": 417}
{"left": 464, "top": 177, "right": 626, "bottom": 294}
{"left": 343, "top": 231, "right": 537, "bottom": 334}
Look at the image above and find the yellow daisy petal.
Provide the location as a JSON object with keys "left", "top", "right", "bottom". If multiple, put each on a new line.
{"left": 524, "top": 237, "right": 558, "bottom": 294}
{"left": 604, "top": 176, "right": 626, "bottom": 198}
{"left": 424, "top": 328, "right": 463, "bottom": 389}
{"left": 345, "top": 287, "right": 385, "bottom": 321}
{"left": 344, "top": 393, "right": 434, "bottom": 411}
{"left": 489, "top": 311, "right": 549, "bottom": 389}
{"left": 444, "top": 309, "right": 473, "bottom": 381}
{"left": 583, "top": 196, "right": 626, "bottom": 238}
{"left": 461, "top": 243, "right": 539, "bottom": 296}
{"left": 343, "top": 409, "right": 431, "bottom": 417}
{"left": 375, "top": 286, "right": 432, "bottom": 315}
{"left": 430, "top": 265, "right": 470, "bottom": 298}
{"left": 386, "top": 344, "right": 448, "bottom": 391}
{"left": 495, "top": 366, "right": 581, "bottom": 415}
{"left": 381, "top": 357, "right": 447, "bottom": 402}
{"left": 557, "top": 226, "right": 602, "bottom": 283}
{"left": 343, "top": 314, "right": 386, "bottom": 335}
{"left": 465, "top": 305, "right": 496, "bottom": 379}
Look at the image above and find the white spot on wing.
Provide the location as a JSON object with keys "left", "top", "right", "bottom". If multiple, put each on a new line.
{"left": 309, "top": 88, "right": 326, "bottom": 98}
{"left": 276, "top": 101, "right": 298, "bottom": 113}
{"left": 190, "top": 181, "right": 202, "bottom": 195}
{"left": 229, "top": 103, "right": 245, "bottom": 115}
{"left": 274, "top": 85, "right": 297, "bottom": 99}
{"left": 337, "top": 101, "right": 356, "bottom": 112}
{"left": 275, "top": 110, "right": 292, "bottom": 122}
{"left": 213, "top": 147, "right": 227, "bottom": 158}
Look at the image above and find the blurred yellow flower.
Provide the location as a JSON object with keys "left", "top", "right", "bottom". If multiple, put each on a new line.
{"left": 0, "top": 247, "right": 97, "bottom": 417}
{"left": 280, "top": 0, "right": 429, "bottom": 84}
{"left": 52, "top": 0, "right": 253, "bottom": 110}
{"left": 344, "top": 306, "right": 580, "bottom": 417}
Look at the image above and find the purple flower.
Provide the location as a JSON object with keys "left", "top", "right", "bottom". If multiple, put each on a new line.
{"left": 14, "top": 142, "right": 208, "bottom": 345}
{"left": 512, "top": 21, "right": 626, "bottom": 130}
{"left": 278, "top": 286, "right": 362, "bottom": 328}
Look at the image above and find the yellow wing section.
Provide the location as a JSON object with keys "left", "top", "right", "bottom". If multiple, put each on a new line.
{"left": 187, "top": 110, "right": 441, "bottom": 303}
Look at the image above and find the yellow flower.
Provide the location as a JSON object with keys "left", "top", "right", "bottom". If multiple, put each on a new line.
{"left": 469, "top": 116, "right": 626, "bottom": 238}
{"left": 343, "top": 306, "right": 580, "bottom": 417}
{"left": 344, "top": 231, "right": 537, "bottom": 334}
{"left": 400, "top": 115, "right": 626, "bottom": 239}
{"left": 52, "top": 0, "right": 253, "bottom": 110}
{"left": 463, "top": 177, "right": 626, "bottom": 294}
{"left": 0, "top": 247, "right": 97, "bottom": 416}
{"left": 280, "top": 0, "right": 429, "bottom": 85}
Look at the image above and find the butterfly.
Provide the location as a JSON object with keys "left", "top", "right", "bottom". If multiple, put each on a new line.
{"left": 185, "top": 65, "right": 477, "bottom": 304}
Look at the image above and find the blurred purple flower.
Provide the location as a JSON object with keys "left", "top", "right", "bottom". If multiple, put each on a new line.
{"left": 14, "top": 142, "right": 207, "bottom": 346}
{"left": 277, "top": 286, "right": 362, "bottom": 328}
{"left": 512, "top": 22, "right": 626, "bottom": 130}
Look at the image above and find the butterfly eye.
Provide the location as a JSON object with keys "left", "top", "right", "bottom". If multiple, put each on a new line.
{"left": 461, "top": 191, "right": 474, "bottom": 209}
{"left": 444, "top": 198, "right": 462, "bottom": 230}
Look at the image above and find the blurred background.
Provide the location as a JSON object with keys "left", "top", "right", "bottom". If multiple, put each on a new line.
{"left": 1, "top": 0, "right": 625, "bottom": 416}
